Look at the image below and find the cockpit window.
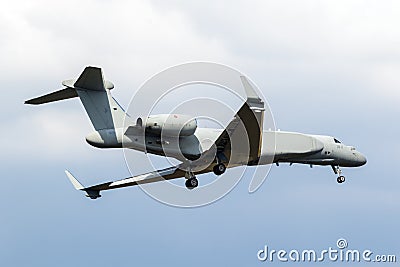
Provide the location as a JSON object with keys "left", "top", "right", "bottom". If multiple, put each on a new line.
{"left": 334, "top": 138, "right": 341, "bottom": 144}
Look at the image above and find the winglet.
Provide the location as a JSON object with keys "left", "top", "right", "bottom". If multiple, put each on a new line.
{"left": 65, "top": 170, "right": 102, "bottom": 199}
{"left": 65, "top": 170, "right": 84, "bottom": 190}
{"left": 240, "top": 76, "right": 264, "bottom": 109}
{"left": 240, "top": 76, "right": 257, "bottom": 98}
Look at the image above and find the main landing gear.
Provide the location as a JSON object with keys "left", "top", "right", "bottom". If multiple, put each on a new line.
{"left": 184, "top": 160, "right": 226, "bottom": 190}
{"left": 185, "top": 177, "right": 198, "bottom": 189}
{"left": 213, "top": 163, "right": 226, "bottom": 175}
{"left": 185, "top": 171, "right": 198, "bottom": 190}
{"left": 213, "top": 154, "right": 227, "bottom": 176}
{"left": 331, "top": 165, "right": 345, "bottom": 184}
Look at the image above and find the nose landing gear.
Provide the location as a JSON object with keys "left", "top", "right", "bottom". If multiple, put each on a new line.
{"left": 332, "top": 165, "right": 345, "bottom": 184}
{"left": 337, "top": 175, "right": 345, "bottom": 183}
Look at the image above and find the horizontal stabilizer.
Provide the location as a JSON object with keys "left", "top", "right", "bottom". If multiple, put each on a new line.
{"left": 25, "top": 88, "right": 78, "bottom": 105}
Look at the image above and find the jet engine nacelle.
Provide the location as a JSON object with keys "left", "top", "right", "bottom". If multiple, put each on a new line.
{"left": 144, "top": 114, "right": 197, "bottom": 136}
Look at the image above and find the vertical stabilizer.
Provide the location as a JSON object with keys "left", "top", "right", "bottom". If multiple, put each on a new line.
{"left": 74, "top": 67, "right": 106, "bottom": 91}
{"left": 71, "top": 67, "right": 126, "bottom": 130}
{"left": 25, "top": 66, "right": 130, "bottom": 131}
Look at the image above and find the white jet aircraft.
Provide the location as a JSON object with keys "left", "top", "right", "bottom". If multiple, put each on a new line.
{"left": 25, "top": 67, "right": 367, "bottom": 199}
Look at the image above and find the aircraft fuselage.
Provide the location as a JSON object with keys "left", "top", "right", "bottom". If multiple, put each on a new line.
{"left": 85, "top": 127, "right": 366, "bottom": 168}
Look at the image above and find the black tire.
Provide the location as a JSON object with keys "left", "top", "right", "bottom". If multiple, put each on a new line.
{"left": 337, "top": 176, "right": 345, "bottom": 183}
{"left": 213, "top": 163, "right": 226, "bottom": 175}
{"left": 185, "top": 178, "right": 198, "bottom": 189}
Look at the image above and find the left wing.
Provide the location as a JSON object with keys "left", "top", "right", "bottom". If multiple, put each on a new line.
{"left": 65, "top": 166, "right": 186, "bottom": 199}
{"left": 65, "top": 163, "right": 217, "bottom": 199}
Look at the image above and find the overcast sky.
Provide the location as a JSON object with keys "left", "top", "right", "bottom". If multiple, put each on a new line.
{"left": 1, "top": 0, "right": 399, "bottom": 266}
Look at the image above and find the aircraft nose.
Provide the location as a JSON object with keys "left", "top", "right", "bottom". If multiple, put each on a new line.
{"left": 357, "top": 153, "right": 367, "bottom": 166}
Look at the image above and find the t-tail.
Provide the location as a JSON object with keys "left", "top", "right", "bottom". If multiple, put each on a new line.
{"left": 25, "top": 66, "right": 132, "bottom": 147}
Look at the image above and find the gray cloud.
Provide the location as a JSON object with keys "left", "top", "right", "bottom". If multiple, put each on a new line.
{"left": 1, "top": 1, "right": 399, "bottom": 266}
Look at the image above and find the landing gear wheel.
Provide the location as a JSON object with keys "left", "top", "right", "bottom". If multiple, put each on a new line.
{"left": 337, "top": 176, "right": 345, "bottom": 184}
{"left": 213, "top": 163, "right": 226, "bottom": 175}
{"left": 185, "top": 177, "right": 198, "bottom": 190}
